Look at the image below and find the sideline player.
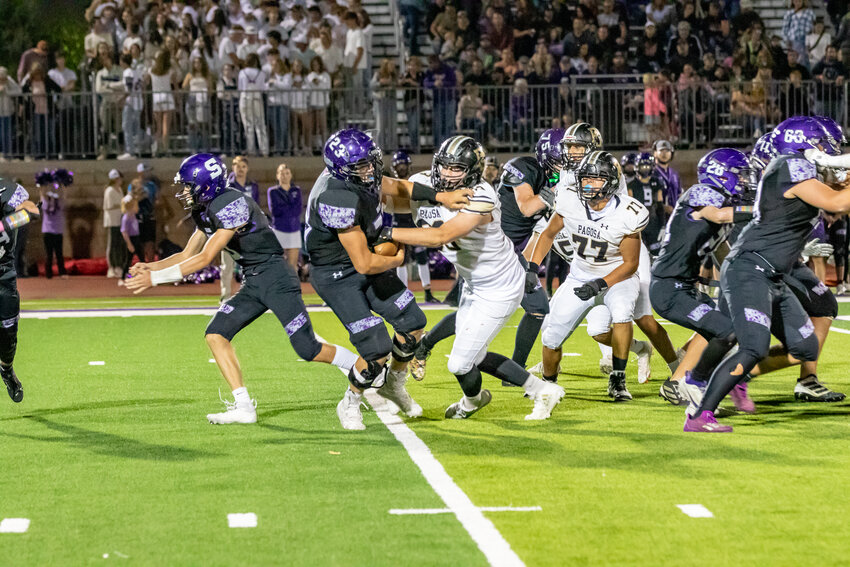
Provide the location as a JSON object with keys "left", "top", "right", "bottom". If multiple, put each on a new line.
{"left": 0, "top": 177, "right": 39, "bottom": 403}
{"left": 686, "top": 118, "right": 850, "bottom": 432}
{"left": 385, "top": 135, "right": 565, "bottom": 419}
{"left": 126, "top": 153, "right": 360, "bottom": 424}
{"left": 628, "top": 152, "right": 666, "bottom": 256}
{"left": 306, "top": 129, "right": 472, "bottom": 430}
{"left": 530, "top": 151, "right": 649, "bottom": 401}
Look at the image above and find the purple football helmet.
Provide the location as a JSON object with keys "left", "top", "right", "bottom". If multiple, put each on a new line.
{"left": 391, "top": 150, "right": 411, "bottom": 167}
{"left": 697, "top": 148, "right": 755, "bottom": 200}
{"left": 813, "top": 115, "right": 846, "bottom": 149}
{"left": 772, "top": 116, "right": 838, "bottom": 156}
{"left": 750, "top": 132, "right": 778, "bottom": 174}
{"left": 323, "top": 128, "right": 383, "bottom": 192}
{"left": 535, "top": 128, "right": 566, "bottom": 174}
{"left": 620, "top": 152, "right": 639, "bottom": 171}
{"left": 174, "top": 153, "right": 228, "bottom": 209}
{"left": 636, "top": 152, "right": 655, "bottom": 177}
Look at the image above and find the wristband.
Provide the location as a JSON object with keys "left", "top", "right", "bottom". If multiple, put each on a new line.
{"left": 527, "top": 261, "right": 539, "bottom": 273}
{"left": 593, "top": 277, "right": 609, "bottom": 291}
{"left": 0, "top": 210, "right": 30, "bottom": 232}
{"left": 411, "top": 182, "right": 438, "bottom": 203}
{"left": 149, "top": 264, "right": 184, "bottom": 286}
{"left": 733, "top": 206, "right": 754, "bottom": 223}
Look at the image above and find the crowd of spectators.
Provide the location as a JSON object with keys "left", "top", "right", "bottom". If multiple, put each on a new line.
{"left": 1, "top": 0, "right": 379, "bottom": 161}
{"left": 2, "top": 0, "right": 850, "bottom": 161}
{"left": 398, "top": 0, "right": 850, "bottom": 146}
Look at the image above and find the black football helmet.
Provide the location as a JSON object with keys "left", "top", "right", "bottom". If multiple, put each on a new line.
{"left": 559, "top": 122, "right": 603, "bottom": 169}
{"left": 575, "top": 151, "right": 622, "bottom": 203}
{"left": 432, "top": 135, "right": 486, "bottom": 191}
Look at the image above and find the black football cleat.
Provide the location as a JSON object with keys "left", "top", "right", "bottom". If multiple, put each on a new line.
{"left": 1, "top": 365, "right": 22, "bottom": 403}
{"left": 424, "top": 289, "right": 440, "bottom": 304}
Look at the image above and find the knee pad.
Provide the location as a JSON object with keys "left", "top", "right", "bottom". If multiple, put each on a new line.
{"left": 447, "top": 352, "right": 478, "bottom": 376}
{"left": 348, "top": 359, "right": 388, "bottom": 390}
{"left": 788, "top": 333, "right": 820, "bottom": 363}
{"left": 392, "top": 330, "right": 419, "bottom": 363}
{"left": 394, "top": 304, "right": 427, "bottom": 334}
{"left": 352, "top": 324, "right": 393, "bottom": 362}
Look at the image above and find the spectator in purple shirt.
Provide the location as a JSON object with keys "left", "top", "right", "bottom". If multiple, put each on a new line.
{"left": 423, "top": 55, "right": 457, "bottom": 148}
{"left": 652, "top": 139, "right": 682, "bottom": 215}
{"left": 39, "top": 170, "right": 70, "bottom": 279}
{"left": 119, "top": 193, "right": 142, "bottom": 284}
{"left": 267, "top": 163, "right": 303, "bottom": 270}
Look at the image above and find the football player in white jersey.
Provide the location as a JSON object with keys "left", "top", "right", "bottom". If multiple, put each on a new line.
{"left": 530, "top": 151, "right": 649, "bottom": 401}
{"left": 381, "top": 136, "right": 565, "bottom": 420}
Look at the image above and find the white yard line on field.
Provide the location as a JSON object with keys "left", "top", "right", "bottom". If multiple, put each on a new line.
{"left": 676, "top": 504, "right": 714, "bottom": 518}
{"left": 0, "top": 518, "right": 30, "bottom": 533}
{"left": 389, "top": 506, "right": 541, "bottom": 515}
{"left": 313, "top": 331, "right": 526, "bottom": 567}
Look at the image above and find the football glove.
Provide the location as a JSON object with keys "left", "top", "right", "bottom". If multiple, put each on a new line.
{"left": 574, "top": 278, "right": 608, "bottom": 301}
{"left": 802, "top": 238, "right": 834, "bottom": 258}
{"left": 538, "top": 185, "right": 556, "bottom": 209}
{"left": 525, "top": 262, "right": 541, "bottom": 293}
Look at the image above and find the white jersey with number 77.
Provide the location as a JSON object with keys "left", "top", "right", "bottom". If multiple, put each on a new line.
{"left": 408, "top": 171, "right": 524, "bottom": 302}
{"left": 553, "top": 186, "right": 649, "bottom": 281}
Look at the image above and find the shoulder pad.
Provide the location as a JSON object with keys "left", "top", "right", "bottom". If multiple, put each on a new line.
{"left": 783, "top": 156, "right": 817, "bottom": 184}
{"left": 463, "top": 182, "right": 497, "bottom": 215}
{"left": 317, "top": 189, "right": 359, "bottom": 229}
{"left": 621, "top": 196, "right": 649, "bottom": 233}
{"left": 686, "top": 184, "right": 726, "bottom": 208}
{"left": 213, "top": 194, "right": 251, "bottom": 229}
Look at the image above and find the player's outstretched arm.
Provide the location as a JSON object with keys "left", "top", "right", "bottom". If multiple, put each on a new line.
{"left": 389, "top": 210, "right": 490, "bottom": 248}
{"left": 787, "top": 177, "right": 850, "bottom": 214}
{"left": 130, "top": 229, "right": 208, "bottom": 275}
{"left": 338, "top": 225, "right": 405, "bottom": 274}
{"left": 513, "top": 182, "right": 549, "bottom": 217}
{"left": 125, "top": 228, "right": 233, "bottom": 294}
{"left": 381, "top": 176, "right": 473, "bottom": 210}
{"left": 0, "top": 200, "right": 39, "bottom": 235}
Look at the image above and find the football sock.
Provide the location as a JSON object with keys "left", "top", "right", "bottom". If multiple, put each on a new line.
{"left": 461, "top": 391, "right": 483, "bottom": 411}
{"left": 694, "top": 351, "right": 760, "bottom": 416}
{"left": 613, "top": 356, "right": 627, "bottom": 373}
{"left": 423, "top": 312, "right": 457, "bottom": 350}
{"left": 346, "top": 388, "right": 362, "bottom": 403}
{"left": 455, "top": 367, "right": 483, "bottom": 398}
{"left": 418, "top": 264, "right": 431, "bottom": 288}
{"left": 479, "top": 351, "right": 533, "bottom": 387}
{"left": 232, "top": 387, "right": 251, "bottom": 406}
{"left": 668, "top": 359, "right": 680, "bottom": 374}
{"left": 598, "top": 342, "right": 612, "bottom": 358}
{"left": 629, "top": 339, "right": 643, "bottom": 353}
{"left": 522, "top": 375, "right": 547, "bottom": 396}
{"left": 331, "top": 346, "right": 359, "bottom": 372}
{"left": 542, "top": 373, "right": 558, "bottom": 383}
{"left": 512, "top": 313, "right": 544, "bottom": 367}
{"left": 691, "top": 335, "right": 735, "bottom": 382}
{"left": 396, "top": 265, "right": 408, "bottom": 286}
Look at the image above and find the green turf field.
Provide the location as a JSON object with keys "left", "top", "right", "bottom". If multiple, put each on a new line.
{"left": 2, "top": 300, "right": 850, "bottom": 565}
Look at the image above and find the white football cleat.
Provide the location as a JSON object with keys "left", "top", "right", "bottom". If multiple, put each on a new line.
{"left": 526, "top": 382, "right": 565, "bottom": 420}
{"left": 207, "top": 398, "right": 257, "bottom": 424}
{"left": 634, "top": 340, "right": 653, "bottom": 384}
{"left": 337, "top": 390, "right": 366, "bottom": 430}
{"left": 376, "top": 369, "right": 423, "bottom": 417}
{"left": 527, "top": 361, "right": 544, "bottom": 375}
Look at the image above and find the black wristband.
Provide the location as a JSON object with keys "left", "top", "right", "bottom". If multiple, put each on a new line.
{"left": 411, "top": 182, "right": 438, "bottom": 203}
{"left": 378, "top": 226, "right": 393, "bottom": 242}
{"left": 594, "top": 278, "right": 609, "bottom": 290}
{"left": 733, "top": 206, "right": 754, "bottom": 223}
{"left": 528, "top": 262, "right": 539, "bottom": 273}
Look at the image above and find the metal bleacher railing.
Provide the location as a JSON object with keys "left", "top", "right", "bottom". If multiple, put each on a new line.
{"left": 0, "top": 78, "right": 843, "bottom": 160}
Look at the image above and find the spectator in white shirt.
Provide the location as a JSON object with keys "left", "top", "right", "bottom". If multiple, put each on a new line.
{"left": 95, "top": 50, "right": 124, "bottom": 159}
{"left": 0, "top": 67, "right": 20, "bottom": 160}
{"left": 806, "top": 18, "right": 832, "bottom": 66}
{"left": 119, "top": 53, "right": 144, "bottom": 159}
{"left": 49, "top": 51, "right": 78, "bottom": 157}
{"left": 314, "top": 25, "right": 344, "bottom": 75}
{"left": 218, "top": 25, "right": 244, "bottom": 69}
{"left": 343, "top": 11, "right": 367, "bottom": 113}
{"left": 104, "top": 169, "right": 125, "bottom": 278}
{"left": 85, "top": 19, "right": 116, "bottom": 60}
{"left": 307, "top": 56, "right": 331, "bottom": 152}
{"left": 237, "top": 25, "right": 262, "bottom": 61}
{"left": 267, "top": 58, "right": 291, "bottom": 155}
{"left": 238, "top": 53, "right": 269, "bottom": 156}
